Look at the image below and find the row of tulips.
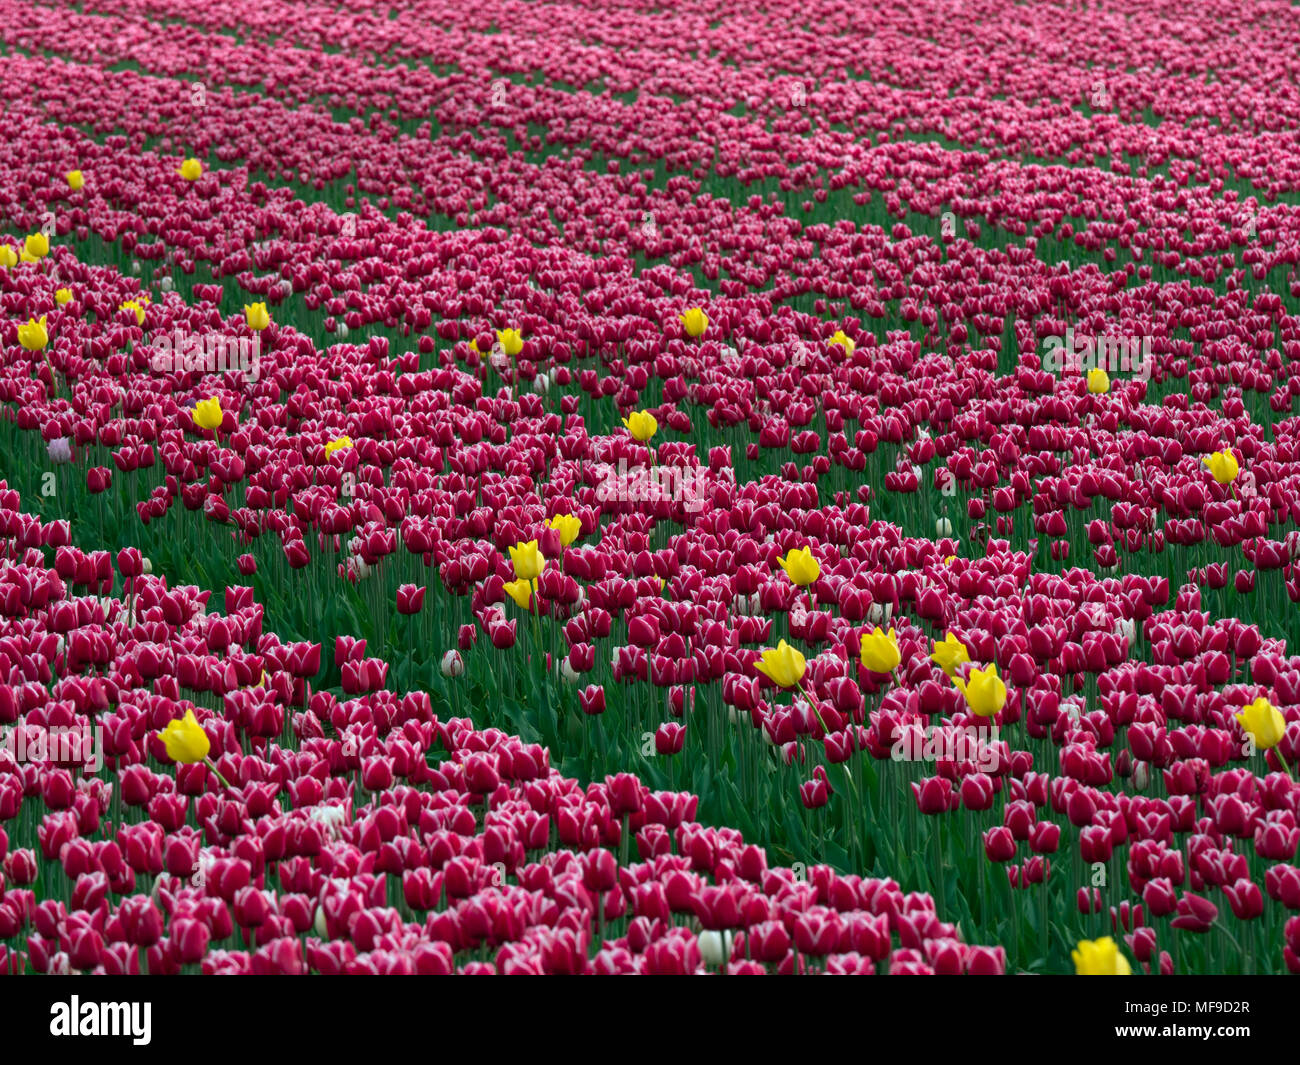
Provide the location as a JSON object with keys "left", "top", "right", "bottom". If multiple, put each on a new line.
{"left": 0, "top": 486, "right": 1017, "bottom": 974}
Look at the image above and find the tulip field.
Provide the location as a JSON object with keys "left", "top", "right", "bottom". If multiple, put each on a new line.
{"left": 3, "top": 0, "right": 1300, "bottom": 981}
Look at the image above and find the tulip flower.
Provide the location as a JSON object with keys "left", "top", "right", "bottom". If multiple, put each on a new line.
{"left": 754, "top": 640, "right": 807, "bottom": 689}
{"left": 508, "top": 540, "right": 546, "bottom": 581}
{"left": 777, "top": 546, "right": 820, "bottom": 587}
{"left": 859, "top": 627, "right": 901, "bottom": 673}
{"left": 828, "top": 330, "right": 855, "bottom": 356}
{"left": 192, "top": 397, "right": 223, "bottom": 432}
{"left": 324, "top": 435, "right": 353, "bottom": 457}
{"left": 120, "top": 299, "right": 147, "bottom": 326}
{"left": 159, "top": 709, "right": 210, "bottom": 764}
{"left": 1235, "top": 697, "right": 1287, "bottom": 752}
{"left": 622, "top": 410, "right": 658, "bottom": 442}
{"left": 244, "top": 302, "right": 271, "bottom": 331}
{"left": 679, "top": 307, "right": 708, "bottom": 337}
{"left": 1072, "top": 936, "right": 1131, "bottom": 975}
{"left": 1202, "top": 449, "right": 1239, "bottom": 484}
{"left": 953, "top": 663, "right": 1007, "bottom": 718}
{"left": 17, "top": 316, "right": 48, "bottom": 351}
{"left": 0, "top": 245, "right": 16, "bottom": 268}
{"left": 24, "top": 233, "right": 49, "bottom": 260}
{"left": 178, "top": 158, "right": 203, "bottom": 180}
{"left": 503, "top": 578, "right": 534, "bottom": 610}
{"left": 66, "top": 170, "right": 84, "bottom": 190}
{"left": 930, "top": 633, "right": 971, "bottom": 678}
{"left": 156, "top": 710, "right": 229, "bottom": 789}
{"left": 395, "top": 584, "right": 425, "bottom": 615}
{"left": 698, "top": 930, "right": 733, "bottom": 967}
{"left": 1086, "top": 368, "right": 1110, "bottom": 394}
{"left": 496, "top": 328, "right": 523, "bottom": 357}
{"left": 655, "top": 722, "right": 686, "bottom": 755}
{"left": 55, "top": 288, "right": 72, "bottom": 305}
{"left": 548, "top": 513, "right": 582, "bottom": 546}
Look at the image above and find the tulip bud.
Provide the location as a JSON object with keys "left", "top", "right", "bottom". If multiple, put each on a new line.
{"left": 983, "top": 826, "right": 1017, "bottom": 863}
{"left": 698, "top": 929, "right": 733, "bottom": 967}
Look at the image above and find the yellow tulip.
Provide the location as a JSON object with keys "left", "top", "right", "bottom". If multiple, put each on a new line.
{"left": 622, "top": 410, "right": 657, "bottom": 442}
{"left": 930, "top": 633, "right": 971, "bottom": 679}
{"left": 777, "top": 546, "right": 820, "bottom": 587}
{"left": 244, "top": 302, "right": 270, "bottom": 331}
{"left": 679, "top": 307, "right": 708, "bottom": 338}
{"left": 1072, "top": 937, "right": 1131, "bottom": 976}
{"left": 66, "top": 170, "right": 85, "bottom": 191}
{"left": 859, "top": 626, "right": 901, "bottom": 673}
{"left": 120, "top": 299, "right": 146, "bottom": 326}
{"left": 55, "top": 287, "right": 73, "bottom": 305}
{"left": 828, "top": 330, "right": 855, "bottom": 356}
{"left": 24, "top": 233, "right": 49, "bottom": 259}
{"left": 1086, "top": 367, "right": 1110, "bottom": 394}
{"left": 0, "top": 245, "right": 16, "bottom": 268}
{"left": 178, "top": 158, "right": 203, "bottom": 181}
{"left": 324, "top": 435, "right": 353, "bottom": 457}
{"left": 496, "top": 328, "right": 523, "bottom": 357}
{"left": 158, "top": 708, "right": 211, "bottom": 764}
{"left": 1235, "top": 696, "right": 1287, "bottom": 752}
{"left": 954, "top": 663, "right": 1008, "bottom": 718}
{"left": 193, "top": 396, "right": 223, "bottom": 431}
{"left": 503, "top": 578, "right": 533, "bottom": 610}
{"left": 17, "top": 316, "right": 49, "bottom": 351}
{"left": 548, "top": 513, "right": 582, "bottom": 547}
{"left": 1202, "top": 449, "right": 1239, "bottom": 485}
{"left": 754, "top": 639, "right": 806, "bottom": 689}
{"left": 508, "top": 540, "right": 545, "bottom": 581}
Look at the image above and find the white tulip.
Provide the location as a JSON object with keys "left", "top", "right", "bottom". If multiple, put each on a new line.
{"left": 441, "top": 650, "right": 464, "bottom": 677}
{"left": 936, "top": 517, "right": 953, "bottom": 537}
{"left": 867, "top": 601, "right": 893, "bottom": 626}
{"left": 698, "top": 930, "right": 733, "bottom": 968}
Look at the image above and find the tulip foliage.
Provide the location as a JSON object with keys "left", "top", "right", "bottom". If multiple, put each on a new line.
{"left": 0, "top": 0, "right": 1299, "bottom": 976}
